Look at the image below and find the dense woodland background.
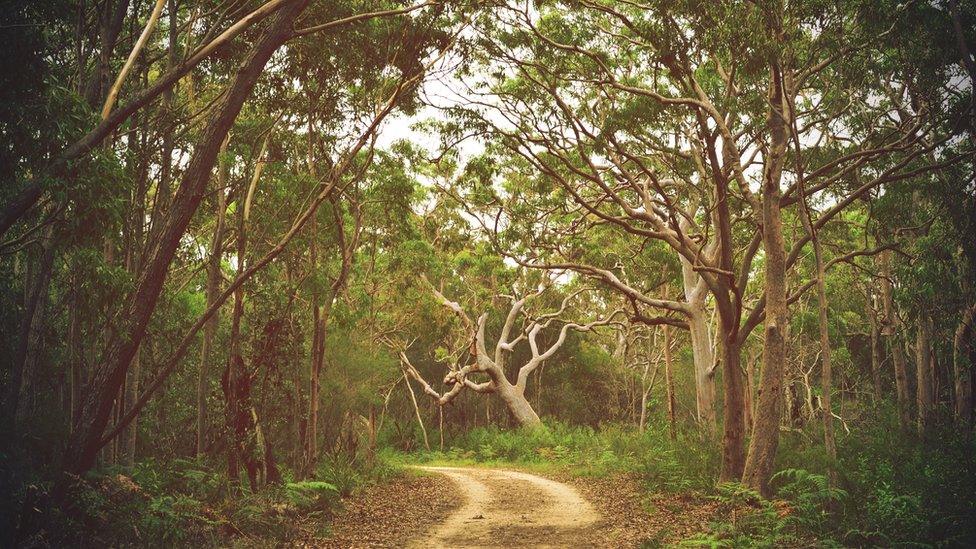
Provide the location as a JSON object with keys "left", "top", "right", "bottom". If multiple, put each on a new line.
{"left": 1, "top": 0, "right": 975, "bottom": 546}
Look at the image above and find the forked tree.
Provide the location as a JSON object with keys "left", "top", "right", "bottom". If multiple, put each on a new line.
{"left": 391, "top": 279, "right": 619, "bottom": 427}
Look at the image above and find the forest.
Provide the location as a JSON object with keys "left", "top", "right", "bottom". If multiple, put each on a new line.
{"left": 0, "top": 0, "right": 974, "bottom": 546}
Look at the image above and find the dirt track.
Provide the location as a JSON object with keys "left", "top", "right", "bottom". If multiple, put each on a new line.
{"left": 410, "top": 466, "right": 602, "bottom": 548}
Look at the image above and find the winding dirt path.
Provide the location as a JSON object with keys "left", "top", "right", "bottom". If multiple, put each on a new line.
{"left": 410, "top": 466, "right": 602, "bottom": 548}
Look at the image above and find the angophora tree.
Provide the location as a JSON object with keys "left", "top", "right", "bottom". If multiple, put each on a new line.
{"left": 391, "top": 279, "right": 619, "bottom": 427}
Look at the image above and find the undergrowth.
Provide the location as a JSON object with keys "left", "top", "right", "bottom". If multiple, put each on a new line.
{"left": 398, "top": 416, "right": 976, "bottom": 547}
{"left": 8, "top": 452, "right": 401, "bottom": 547}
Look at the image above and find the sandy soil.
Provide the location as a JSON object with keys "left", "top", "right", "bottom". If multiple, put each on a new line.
{"left": 409, "top": 467, "right": 603, "bottom": 548}
{"left": 320, "top": 467, "right": 719, "bottom": 547}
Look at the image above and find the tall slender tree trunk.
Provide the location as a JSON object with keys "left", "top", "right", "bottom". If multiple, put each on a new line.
{"left": 223, "top": 128, "right": 277, "bottom": 491}
{"left": 743, "top": 63, "right": 791, "bottom": 496}
{"left": 3, "top": 235, "right": 55, "bottom": 435}
{"left": 197, "top": 137, "right": 229, "bottom": 457}
{"left": 403, "top": 372, "right": 430, "bottom": 451}
{"left": 663, "top": 325, "right": 677, "bottom": 441}
{"left": 868, "top": 293, "right": 884, "bottom": 402}
{"left": 223, "top": 272, "right": 245, "bottom": 486}
{"left": 953, "top": 304, "right": 975, "bottom": 429}
{"left": 916, "top": 313, "right": 936, "bottom": 438}
{"left": 57, "top": 0, "right": 308, "bottom": 482}
{"left": 307, "top": 297, "right": 331, "bottom": 473}
{"left": 744, "top": 348, "right": 756, "bottom": 432}
{"left": 880, "top": 251, "right": 912, "bottom": 431}
{"left": 796, "top": 164, "right": 839, "bottom": 489}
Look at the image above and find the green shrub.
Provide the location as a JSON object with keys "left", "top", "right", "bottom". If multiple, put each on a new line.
{"left": 285, "top": 481, "right": 339, "bottom": 512}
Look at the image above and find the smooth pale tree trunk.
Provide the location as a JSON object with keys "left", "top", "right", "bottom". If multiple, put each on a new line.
{"left": 953, "top": 304, "right": 975, "bottom": 428}
{"left": 496, "top": 378, "right": 542, "bottom": 427}
{"left": 687, "top": 306, "right": 717, "bottom": 432}
{"left": 743, "top": 65, "right": 791, "bottom": 496}
{"left": 100, "top": 0, "right": 166, "bottom": 119}
{"left": 881, "top": 251, "right": 912, "bottom": 431}
{"left": 916, "top": 313, "right": 936, "bottom": 438}
{"left": 58, "top": 0, "right": 307, "bottom": 481}
{"left": 664, "top": 325, "right": 677, "bottom": 441}
{"left": 681, "top": 258, "right": 717, "bottom": 432}
{"left": 403, "top": 372, "right": 430, "bottom": 451}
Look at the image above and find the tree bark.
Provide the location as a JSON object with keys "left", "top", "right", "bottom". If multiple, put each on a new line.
{"left": 880, "top": 251, "right": 912, "bottom": 431}
{"left": 403, "top": 372, "right": 431, "bottom": 451}
{"left": 916, "top": 313, "right": 936, "bottom": 438}
{"left": 100, "top": 0, "right": 166, "bottom": 119}
{"left": 496, "top": 378, "right": 542, "bottom": 427}
{"left": 796, "top": 161, "right": 839, "bottom": 489}
{"left": 664, "top": 325, "right": 677, "bottom": 441}
{"left": 197, "top": 137, "right": 229, "bottom": 457}
{"left": 742, "top": 63, "right": 791, "bottom": 496}
{"left": 719, "top": 333, "right": 746, "bottom": 482}
{"left": 223, "top": 127, "right": 276, "bottom": 491}
{"left": 682, "top": 258, "right": 717, "bottom": 433}
{"left": 3, "top": 235, "right": 55, "bottom": 435}
{"left": 953, "top": 303, "right": 975, "bottom": 428}
{"left": 868, "top": 292, "right": 884, "bottom": 402}
{"left": 58, "top": 0, "right": 307, "bottom": 480}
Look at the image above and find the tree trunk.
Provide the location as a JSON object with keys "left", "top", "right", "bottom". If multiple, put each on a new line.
{"left": 953, "top": 303, "right": 975, "bottom": 428}
{"left": 198, "top": 139, "right": 228, "bottom": 457}
{"left": 495, "top": 379, "right": 542, "bottom": 427}
{"left": 120, "top": 112, "right": 151, "bottom": 469}
{"left": 403, "top": 372, "right": 430, "bottom": 451}
{"left": 223, "top": 222, "right": 246, "bottom": 485}
{"left": 719, "top": 327, "right": 746, "bottom": 482}
{"left": 58, "top": 0, "right": 307, "bottom": 480}
{"left": 744, "top": 348, "right": 756, "bottom": 432}
{"left": 664, "top": 324, "right": 676, "bottom": 441}
{"left": 307, "top": 298, "right": 330, "bottom": 472}
{"left": 880, "top": 251, "right": 912, "bottom": 431}
{"left": 797, "top": 171, "right": 839, "bottom": 488}
{"left": 3, "top": 236, "right": 55, "bottom": 434}
{"left": 682, "top": 259, "right": 717, "bottom": 433}
{"left": 916, "top": 313, "right": 936, "bottom": 438}
{"left": 742, "top": 64, "right": 791, "bottom": 496}
{"left": 687, "top": 305, "right": 717, "bottom": 433}
{"left": 868, "top": 293, "right": 884, "bottom": 402}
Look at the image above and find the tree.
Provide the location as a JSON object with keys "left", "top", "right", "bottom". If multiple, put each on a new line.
{"left": 392, "top": 277, "right": 619, "bottom": 427}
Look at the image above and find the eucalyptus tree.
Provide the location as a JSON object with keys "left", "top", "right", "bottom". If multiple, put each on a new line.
{"left": 433, "top": 0, "right": 962, "bottom": 492}
{"left": 0, "top": 1, "right": 472, "bottom": 501}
